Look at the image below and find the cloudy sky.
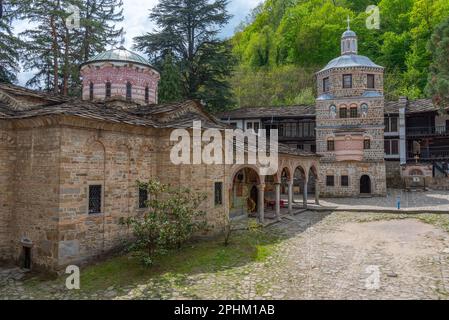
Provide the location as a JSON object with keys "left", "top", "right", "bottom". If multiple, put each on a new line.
{"left": 15, "top": 0, "right": 262, "bottom": 85}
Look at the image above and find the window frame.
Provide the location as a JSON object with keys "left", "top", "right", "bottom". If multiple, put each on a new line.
{"left": 88, "top": 184, "right": 103, "bottom": 214}
{"left": 89, "top": 82, "right": 94, "bottom": 101}
{"left": 367, "top": 74, "right": 375, "bottom": 89}
{"left": 214, "top": 181, "right": 223, "bottom": 206}
{"left": 326, "top": 175, "right": 335, "bottom": 187}
{"left": 138, "top": 185, "right": 149, "bottom": 209}
{"left": 339, "top": 107, "right": 347, "bottom": 118}
{"left": 341, "top": 175, "right": 349, "bottom": 187}
{"left": 144, "top": 86, "right": 149, "bottom": 104}
{"left": 105, "top": 81, "right": 111, "bottom": 99}
{"left": 126, "top": 81, "right": 132, "bottom": 101}
{"left": 327, "top": 139, "right": 335, "bottom": 152}
{"left": 343, "top": 74, "right": 353, "bottom": 89}
{"left": 323, "top": 77, "right": 330, "bottom": 93}
{"left": 350, "top": 107, "right": 358, "bottom": 118}
{"left": 364, "top": 138, "right": 371, "bottom": 150}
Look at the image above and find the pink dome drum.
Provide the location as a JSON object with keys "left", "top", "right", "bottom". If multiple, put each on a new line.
{"left": 80, "top": 46, "right": 160, "bottom": 104}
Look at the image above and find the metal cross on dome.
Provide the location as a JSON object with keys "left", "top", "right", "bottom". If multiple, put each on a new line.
{"left": 347, "top": 15, "right": 351, "bottom": 30}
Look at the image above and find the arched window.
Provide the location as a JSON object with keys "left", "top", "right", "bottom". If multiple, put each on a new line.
{"left": 339, "top": 107, "right": 347, "bottom": 118}
{"left": 105, "top": 81, "right": 111, "bottom": 99}
{"left": 145, "top": 86, "right": 149, "bottom": 103}
{"left": 126, "top": 82, "right": 132, "bottom": 100}
{"left": 89, "top": 82, "right": 94, "bottom": 101}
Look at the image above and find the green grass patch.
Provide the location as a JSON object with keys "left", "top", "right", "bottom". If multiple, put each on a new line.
{"left": 25, "top": 228, "right": 284, "bottom": 294}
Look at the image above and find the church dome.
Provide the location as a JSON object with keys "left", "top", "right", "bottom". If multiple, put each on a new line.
{"left": 319, "top": 54, "right": 383, "bottom": 73}
{"left": 80, "top": 46, "right": 160, "bottom": 105}
{"left": 342, "top": 29, "right": 357, "bottom": 38}
{"left": 80, "top": 46, "right": 154, "bottom": 68}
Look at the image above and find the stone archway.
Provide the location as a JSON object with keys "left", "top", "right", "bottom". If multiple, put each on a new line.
{"left": 230, "top": 166, "right": 262, "bottom": 219}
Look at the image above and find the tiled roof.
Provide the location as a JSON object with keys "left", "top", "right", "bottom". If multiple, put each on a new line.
{"left": 318, "top": 54, "right": 383, "bottom": 73}
{"left": 219, "top": 99, "right": 438, "bottom": 118}
{"left": 385, "top": 99, "right": 439, "bottom": 114}
{"left": 216, "top": 105, "right": 316, "bottom": 120}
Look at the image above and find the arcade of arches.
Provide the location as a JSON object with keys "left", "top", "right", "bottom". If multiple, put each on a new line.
{"left": 230, "top": 159, "right": 320, "bottom": 224}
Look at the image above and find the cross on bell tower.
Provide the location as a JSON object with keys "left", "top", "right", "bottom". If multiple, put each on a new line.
{"left": 341, "top": 16, "right": 358, "bottom": 55}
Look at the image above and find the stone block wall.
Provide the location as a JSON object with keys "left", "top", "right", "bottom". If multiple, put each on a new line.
{"left": 319, "top": 161, "right": 386, "bottom": 197}
{"left": 385, "top": 160, "right": 403, "bottom": 188}
{"left": 9, "top": 127, "right": 61, "bottom": 270}
{"left": 0, "top": 129, "right": 15, "bottom": 261}
{"left": 56, "top": 125, "right": 158, "bottom": 267}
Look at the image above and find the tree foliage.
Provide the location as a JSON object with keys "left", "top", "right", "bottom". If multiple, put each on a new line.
{"left": 426, "top": 17, "right": 449, "bottom": 110}
{"left": 231, "top": 0, "right": 449, "bottom": 106}
{"left": 0, "top": 0, "right": 21, "bottom": 82}
{"left": 17, "top": 0, "right": 123, "bottom": 94}
{"left": 134, "top": 0, "right": 235, "bottom": 112}
{"left": 122, "top": 180, "right": 208, "bottom": 266}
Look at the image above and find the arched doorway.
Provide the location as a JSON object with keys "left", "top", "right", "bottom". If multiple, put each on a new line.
{"left": 249, "top": 185, "right": 258, "bottom": 213}
{"left": 230, "top": 167, "right": 261, "bottom": 218}
{"left": 360, "top": 175, "right": 371, "bottom": 194}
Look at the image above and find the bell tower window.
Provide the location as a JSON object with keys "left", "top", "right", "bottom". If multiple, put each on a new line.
{"left": 343, "top": 74, "right": 352, "bottom": 88}
{"left": 323, "top": 77, "right": 330, "bottom": 93}
{"left": 367, "top": 74, "right": 375, "bottom": 89}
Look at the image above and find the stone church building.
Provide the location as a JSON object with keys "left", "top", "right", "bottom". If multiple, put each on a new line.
{"left": 0, "top": 48, "right": 319, "bottom": 271}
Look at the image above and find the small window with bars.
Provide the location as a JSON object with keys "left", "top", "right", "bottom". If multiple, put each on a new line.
{"left": 214, "top": 182, "right": 223, "bottom": 206}
{"left": 341, "top": 175, "right": 349, "bottom": 187}
{"left": 88, "top": 185, "right": 102, "bottom": 214}
{"left": 138, "top": 186, "right": 148, "bottom": 209}
{"left": 339, "top": 108, "right": 347, "bottom": 118}
{"left": 350, "top": 107, "right": 358, "bottom": 118}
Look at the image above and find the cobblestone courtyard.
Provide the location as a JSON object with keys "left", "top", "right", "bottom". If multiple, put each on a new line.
{"left": 1, "top": 211, "right": 449, "bottom": 300}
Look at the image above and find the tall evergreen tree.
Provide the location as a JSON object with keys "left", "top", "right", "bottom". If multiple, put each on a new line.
{"left": 19, "top": 0, "right": 123, "bottom": 94}
{"left": 426, "top": 17, "right": 449, "bottom": 110}
{"left": 158, "top": 53, "right": 183, "bottom": 103}
{"left": 134, "top": 0, "right": 235, "bottom": 112}
{"left": 0, "top": 0, "right": 21, "bottom": 83}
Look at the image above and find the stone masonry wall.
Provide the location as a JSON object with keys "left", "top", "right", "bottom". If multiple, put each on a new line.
{"left": 9, "top": 127, "right": 61, "bottom": 270}
{"left": 319, "top": 161, "right": 386, "bottom": 197}
{"left": 57, "top": 125, "right": 158, "bottom": 267}
{"left": 0, "top": 129, "right": 15, "bottom": 261}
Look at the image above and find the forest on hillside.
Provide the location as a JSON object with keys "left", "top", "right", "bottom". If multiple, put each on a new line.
{"left": 1, "top": 0, "right": 449, "bottom": 111}
{"left": 230, "top": 0, "right": 449, "bottom": 107}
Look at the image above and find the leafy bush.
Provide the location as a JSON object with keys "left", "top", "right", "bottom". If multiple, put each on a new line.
{"left": 121, "top": 180, "right": 207, "bottom": 266}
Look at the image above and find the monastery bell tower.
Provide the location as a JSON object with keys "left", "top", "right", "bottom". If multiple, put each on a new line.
{"left": 315, "top": 20, "right": 386, "bottom": 197}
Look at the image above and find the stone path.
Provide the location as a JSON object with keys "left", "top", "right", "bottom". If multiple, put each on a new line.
{"left": 296, "top": 189, "right": 449, "bottom": 212}
{"left": 1, "top": 211, "right": 449, "bottom": 300}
